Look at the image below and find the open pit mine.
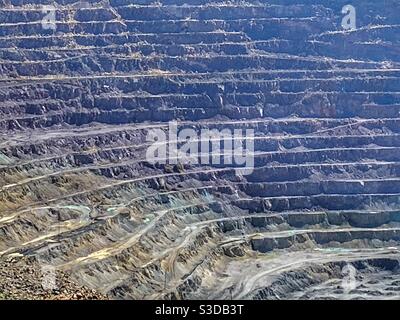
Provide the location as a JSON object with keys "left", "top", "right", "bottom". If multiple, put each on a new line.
{"left": 0, "top": 0, "right": 400, "bottom": 301}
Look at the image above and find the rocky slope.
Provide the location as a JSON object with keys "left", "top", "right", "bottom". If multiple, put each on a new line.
{"left": 0, "top": 255, "right": 106, "bottom": 299}
{"left": 0, "top": 0, "right": 400, "bottom": 300}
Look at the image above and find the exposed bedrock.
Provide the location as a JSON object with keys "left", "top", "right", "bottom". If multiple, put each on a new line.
{"left": 249, "top": 258, "right": 400, "bottom": 300}
{"left": 1, "top": 0, "right": 400, "bottom": 300}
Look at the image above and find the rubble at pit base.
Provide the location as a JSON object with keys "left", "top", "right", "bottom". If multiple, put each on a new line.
{"left": 0, "top": 0, "right": 400, "bottom": 300}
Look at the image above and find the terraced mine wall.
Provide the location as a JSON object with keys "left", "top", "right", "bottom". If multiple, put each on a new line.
{"left": 1, "top": 0, "right": 400, "bottom": 300}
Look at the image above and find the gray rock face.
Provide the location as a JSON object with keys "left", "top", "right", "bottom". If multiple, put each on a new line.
{"left": 0, "top": 0, "right": 400, "bottom": 300}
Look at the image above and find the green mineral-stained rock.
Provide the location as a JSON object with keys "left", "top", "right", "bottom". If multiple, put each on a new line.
{"left": 0, "top": 153, "right": 12, "bottom": 165}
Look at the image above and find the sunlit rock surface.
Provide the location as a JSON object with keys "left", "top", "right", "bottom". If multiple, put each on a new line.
{"left": 1, "top": 0, "right": 400, "bottom": 299}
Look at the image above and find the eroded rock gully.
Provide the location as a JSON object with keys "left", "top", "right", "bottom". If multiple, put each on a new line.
{"left": 1, "top": 0, "right": 400, "bottom": 300}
